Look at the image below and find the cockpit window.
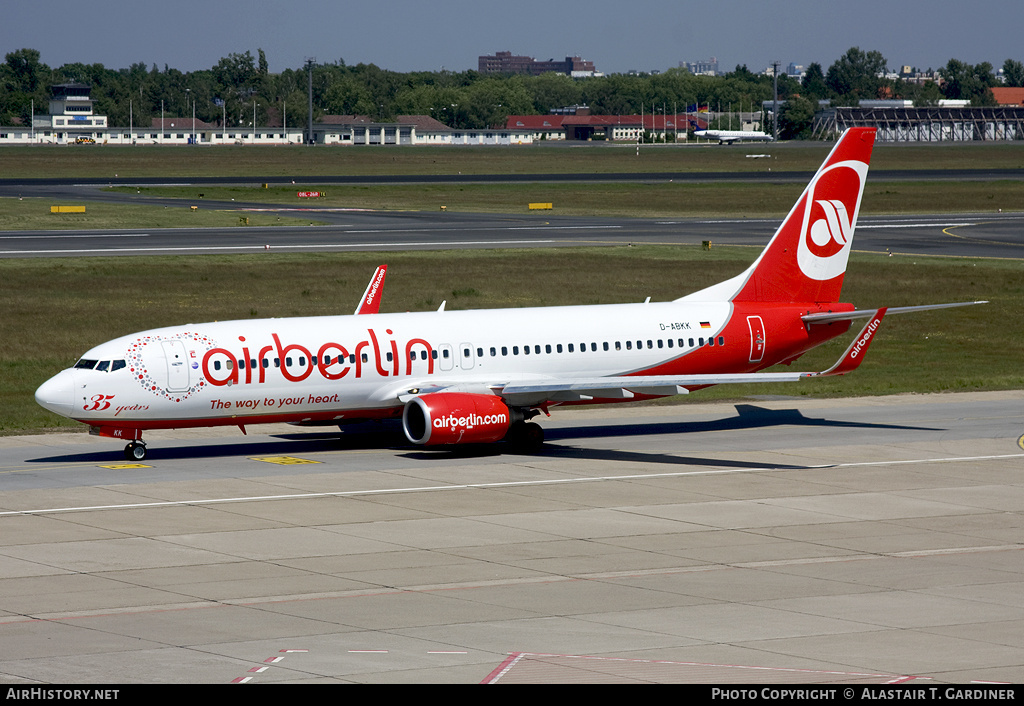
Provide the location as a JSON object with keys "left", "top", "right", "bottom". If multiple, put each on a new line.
{"left": 73, "top": 359, "right": 126, "bottom": 372}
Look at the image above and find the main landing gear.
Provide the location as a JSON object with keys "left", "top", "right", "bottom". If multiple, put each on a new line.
{"left": 505, "top": 420, "right": 545, "bottom": 451}
{"left": 124, "top": 440, "right": 148, "bottom": 461}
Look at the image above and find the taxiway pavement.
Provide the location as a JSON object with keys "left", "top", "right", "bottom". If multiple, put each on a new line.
{"left": 1, "top": 391, "right": 1022, "bottom": 683}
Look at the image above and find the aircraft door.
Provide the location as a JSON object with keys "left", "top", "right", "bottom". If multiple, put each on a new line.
{"left": 747, "top": 316, "right": 765, "bottom": 363}
{"left": 161, "top": 339, "right": 191, "bottom": 391}
{"left": 459, "top": 342, "right": 475, "bottom": 370}
{"left": 438, "top": 344, "right": 454, "bottom": 372}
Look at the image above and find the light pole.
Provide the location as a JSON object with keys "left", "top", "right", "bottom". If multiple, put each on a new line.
{"left": 306, "top": 58, "right": 315, "bottom": 145}
{"left": 772, "top": 61, "right": 780, "bottom": 140}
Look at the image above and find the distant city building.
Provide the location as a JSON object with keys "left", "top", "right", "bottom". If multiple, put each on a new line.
{"left": 899, "top": 67, "right": 941, "bottom": 85}
{"left": 681, "top": 57, "right": 718, "bottom": 76}
{"left": 786, "top": 63, "right": 805, "bottom": 79}
{"left": 479, "top": 51, "right": 599, "bottom": 77}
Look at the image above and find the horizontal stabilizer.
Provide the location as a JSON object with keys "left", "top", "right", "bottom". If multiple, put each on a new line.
{"left": 803, "top": 301, "right": 986, "bottom": 325}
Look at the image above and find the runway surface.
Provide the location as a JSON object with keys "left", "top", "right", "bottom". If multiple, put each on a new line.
{"left": 2, "top": 210, "right": 1023, "bottom": 261}
{"left": 1, "top": 391, "right": 1023, "bottom": 683}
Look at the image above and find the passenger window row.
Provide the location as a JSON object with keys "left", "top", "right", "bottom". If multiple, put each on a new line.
{"left": 78, "top": 337, "right": 726, "bottom": 376}
{"left": 213, "top": 353, "right": 376, "bottom": 371}
{"left": 481, "top": 336, "right": 725, "bottom": 358}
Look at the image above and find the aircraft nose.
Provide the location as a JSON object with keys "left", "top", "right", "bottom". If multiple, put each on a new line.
{"left": 35, "top": 369, "right": 76, "bottom": 418}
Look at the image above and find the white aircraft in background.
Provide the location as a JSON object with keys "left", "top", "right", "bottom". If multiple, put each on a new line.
{"left": 694, "top": 128, "right": 774, "bottom": 144}
{"left": 35, "top": 127, "right": 982, "bottom": 461}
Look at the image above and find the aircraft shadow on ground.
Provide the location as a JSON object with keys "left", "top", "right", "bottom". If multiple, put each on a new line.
{"left": 547, "top": 403, "right": 935, "bottom": 441}
{"left": 26, "top": 432, "right": 383, "bottom": 465}
{"left": 28, "top": 404, "right": 938, "bottom": 466}
{"left": 402, "top": 404, "right": 940, "bottom": 467}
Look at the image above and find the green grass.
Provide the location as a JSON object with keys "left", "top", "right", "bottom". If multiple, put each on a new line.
{"left": 0, "top": 198, "right": 327, "bottom": 230}
{"left": 2, "top": 140, "right": 1024, "bottom": 179}
{"left": 101, "top": 179, "right": 1024, "bottom": 219}
{"left": 2, "top": 246, "right": 1018, "bottom": 434}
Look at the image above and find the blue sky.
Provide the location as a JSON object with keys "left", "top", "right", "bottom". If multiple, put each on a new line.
{"left": 4, "top": 0, "right": 1021, "bottom": 75}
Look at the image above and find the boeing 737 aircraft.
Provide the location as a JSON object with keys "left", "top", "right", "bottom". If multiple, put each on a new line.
{"left": 35, "top": 127, "right": 982, "bottom": 460}
{"left": 694, "top": 128, "right": 774, "bottom": 144}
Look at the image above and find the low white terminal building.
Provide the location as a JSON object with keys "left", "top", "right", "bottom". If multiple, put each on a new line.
{"left": 0, "top": 83, "right": 532, "bottom": 146}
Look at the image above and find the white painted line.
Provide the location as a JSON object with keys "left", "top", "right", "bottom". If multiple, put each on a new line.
{"left": 688, "top": 219, "right": 776, "bottom": 224}
{"left": 858, "top": 223, "right": 976, "bottom": 229}
{"left": 507, "top": 225, "right": 622, "bottom": 231}
{"left": 0, "top": 239, "right": 559, "bottom": 255}
{"left": 0, "top": 233, "right": 150, "bottom": 240}
{"left": 2, "top": 452, "right": 1022, "bottom": 518}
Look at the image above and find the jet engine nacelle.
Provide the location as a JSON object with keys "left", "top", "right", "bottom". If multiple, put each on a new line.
{"left": 402, "top": 392, "right": 512, "bottom": 445}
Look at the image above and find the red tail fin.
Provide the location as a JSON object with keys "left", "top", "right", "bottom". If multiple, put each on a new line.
{"left": 730, "top": 127, "right": 876, "bottom": 304}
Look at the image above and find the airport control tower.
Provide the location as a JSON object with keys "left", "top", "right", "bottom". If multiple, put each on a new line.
{"left": 34, "top": 82, "right": 108, "bottom": 143}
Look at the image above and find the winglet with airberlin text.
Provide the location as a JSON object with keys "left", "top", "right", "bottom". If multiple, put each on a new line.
{"left": 354, "top": 264, "right": 387, "bottom": 315}
{"left": 809, "top": 307, "right": 888, "bottom": 378}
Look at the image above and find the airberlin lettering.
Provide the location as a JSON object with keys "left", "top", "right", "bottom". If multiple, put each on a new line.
{"left": 434, "top": 412, "right": 508, "bottom": 431}
{"left": 201, "top": 329, "right": 434, "bottom": 387}
{"left": 849, "top": 316, "right": 881, "bottom": 359}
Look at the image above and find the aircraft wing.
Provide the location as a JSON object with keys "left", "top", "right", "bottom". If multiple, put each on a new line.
{"left": 384, "top": 309, "right": 891, "bottom": 408}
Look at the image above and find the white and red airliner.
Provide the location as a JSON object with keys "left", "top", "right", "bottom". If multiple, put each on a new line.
{"left": 35, "top": 127, "right": 982, "bottom": 460}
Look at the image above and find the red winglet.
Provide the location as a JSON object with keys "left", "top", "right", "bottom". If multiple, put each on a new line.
{"left": 354, "top": 264, "right": 387, "bottom": 315}
{"left": 815, "top": 307, "right": 888, "bottom": 377}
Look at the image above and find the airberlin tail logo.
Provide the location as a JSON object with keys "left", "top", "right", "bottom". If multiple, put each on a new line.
{"left": 796, "top": 160, "right": 868, "bottom": 282}
{"left": 810, "top": 199, "right": 852, "bottom": 249}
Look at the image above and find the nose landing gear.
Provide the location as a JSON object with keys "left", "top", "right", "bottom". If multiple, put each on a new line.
{"left": 124, "top": 440, "right": 148, "bottom": 461}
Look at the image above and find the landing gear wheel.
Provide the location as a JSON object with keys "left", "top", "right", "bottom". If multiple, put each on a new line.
{"left": 124, "top": 441, "right": 148, "bottom": 462}
{"left": 505, "top": 421, "right": 545, "bottom": 451}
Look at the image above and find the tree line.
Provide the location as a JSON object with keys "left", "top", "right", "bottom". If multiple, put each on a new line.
{"left": 2, "top": 47, "right": 1020, "bottom": 139}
